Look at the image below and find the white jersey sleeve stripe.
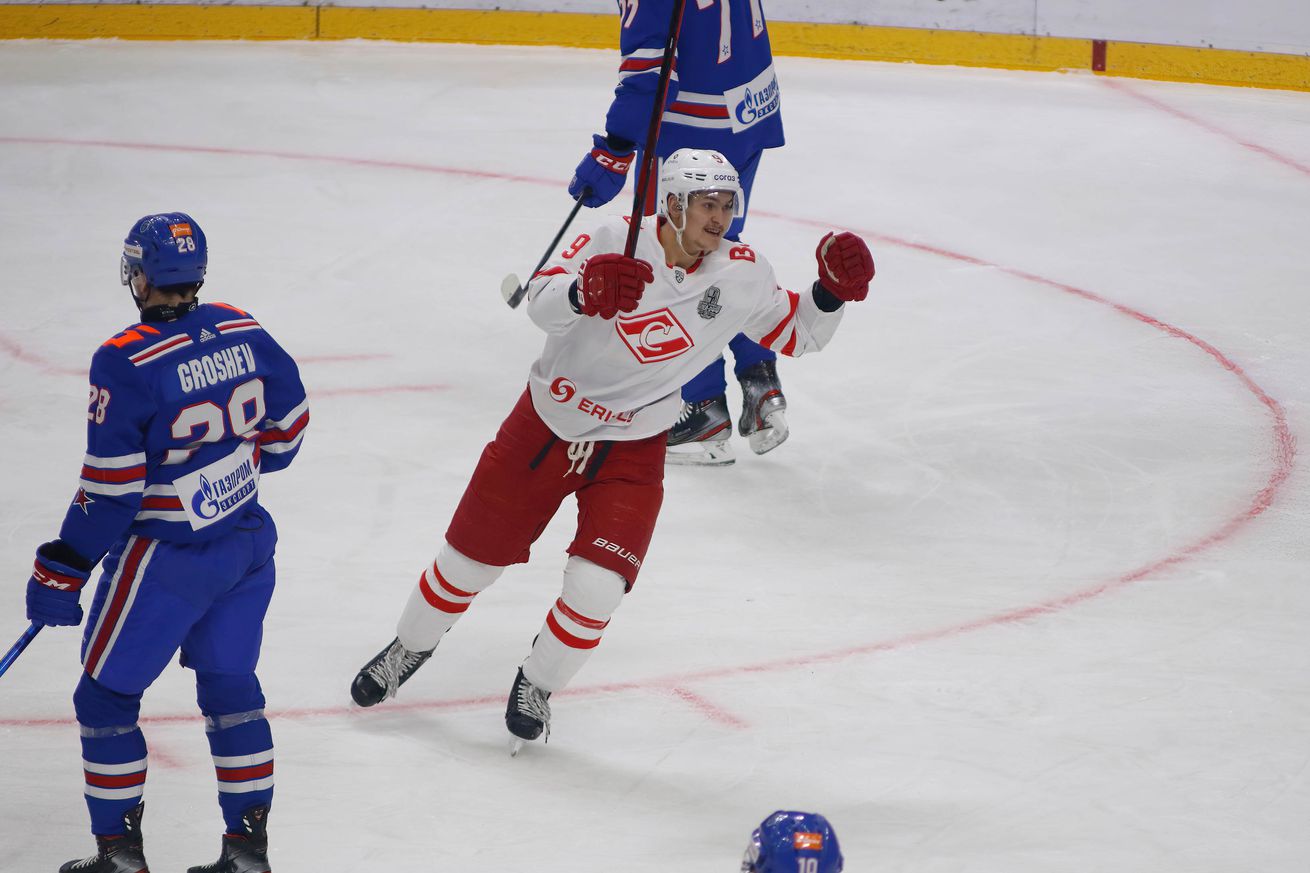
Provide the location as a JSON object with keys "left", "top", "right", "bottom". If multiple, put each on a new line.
{"left": 83, "top": 452, "right": 147, "bottom": 470}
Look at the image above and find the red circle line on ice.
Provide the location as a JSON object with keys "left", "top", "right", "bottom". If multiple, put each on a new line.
{"left": 0, "top": 124, "right": 1295, "bottom": 730}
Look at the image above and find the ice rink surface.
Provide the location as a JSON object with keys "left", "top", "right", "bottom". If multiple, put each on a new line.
{"left": 2, "top": 38, "right": 1309, "bottom": 872}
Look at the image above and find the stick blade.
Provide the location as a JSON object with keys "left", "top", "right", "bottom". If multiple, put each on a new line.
{"left": 501, "top": 274, "right": 526, "bottom": 309}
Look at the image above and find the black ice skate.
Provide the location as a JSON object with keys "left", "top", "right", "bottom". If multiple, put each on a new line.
{"left": 665, "top": 394, "right": 735, "bottom": 466}
{"left": 60, "top": 801, "right": 148, "bottom": 873}
{"left": 350, "top": 637, "right": 434, "bottom": 707}
{"left": 736, "top": 360, "right": 788, "bottom": 455}
{"left": 506, "top": 667, "right": 551, "bottom": 756}
{"left": 187, "top": 804, "right": 270, "bottom": 873}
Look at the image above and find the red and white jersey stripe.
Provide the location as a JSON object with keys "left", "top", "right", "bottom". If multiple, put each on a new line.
{"left": 80, "top": 451, "right": 147, "bottom": 497}
{"left": 666, "top": 88, "right": 732, "bottom": 130}
{"left": 129, "top": 334, "right": 193, "bottom": 367}
{"left": 214, "top": 749, "right": 275, "bottom": 794}
{"left": 618, "top": 46, "right": 679, "bottom": 85}
{"left": 83, "top": 537, "right": 156, "bottom": 681}
{"left": 216, "top": 317, "right": 261, "bottom": 336}
{"left": 133, "top": 483, "right": 187, "bottom": 523}
{"left": 545, "top": 597, "right": 610, "bottom": 650}
{"left": 258, "top": 399, "right": 309, "bottom": 456}
{"left": 83, "top": 756, "right": 147, "bottom": 801}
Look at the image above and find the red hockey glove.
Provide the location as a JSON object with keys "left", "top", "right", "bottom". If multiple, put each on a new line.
{"left": 815, "top": 231, "right": 875, "bottom": 302}
{"left": 577, "top": 254, "right": 654, "bottom": 320}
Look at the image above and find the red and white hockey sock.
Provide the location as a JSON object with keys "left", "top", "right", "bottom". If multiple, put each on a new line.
{"left": 397, "top": 542, "right": 502, "bottom": 651}
{"left": 521, "top": 556, "right": 626, "bottom": 693}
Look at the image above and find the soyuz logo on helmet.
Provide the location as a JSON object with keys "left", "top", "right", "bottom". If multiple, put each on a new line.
{"left": 170, "top": 223, "right": 193, "bottom": 238}
{"left": 793, "top": 832, "right": 824, "bottom": 851}
{"left": 615, "top": 308, "right": 694, "bottom": 363}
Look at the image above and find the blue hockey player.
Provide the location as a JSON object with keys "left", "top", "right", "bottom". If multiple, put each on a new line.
{"left": 570, "top": 0, "right": 789, "bottom": 466}
{"left": 742, "top": 810, "right": 844, "bottom": 873}
{"left": 23, "top": 213, "right": 308, "bottom": 873}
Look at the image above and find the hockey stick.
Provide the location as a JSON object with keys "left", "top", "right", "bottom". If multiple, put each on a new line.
{"left": 0, "top": 622, "right": 42, "bottom": 681}
{"left": 624, "top": 0, "right": 689, "bottom": 258}
{"left": 501, "top": 191, "right": 590, "bottom": 309}
{"left": 503, "top": 0, "right": 685, "bottom": 308}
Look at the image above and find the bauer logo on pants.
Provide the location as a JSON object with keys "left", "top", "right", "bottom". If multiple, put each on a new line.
{"left": 614, "top": 308, "right": 694, "bottom": 363}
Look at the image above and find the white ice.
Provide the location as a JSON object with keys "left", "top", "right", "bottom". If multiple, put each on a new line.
{"left": 1, "top": 39, "right": 1309, "bottom": 872}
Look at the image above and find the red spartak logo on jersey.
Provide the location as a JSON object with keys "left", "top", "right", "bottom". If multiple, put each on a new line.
{"left": 615, "top": 308, "right": 694, "bottom": 363}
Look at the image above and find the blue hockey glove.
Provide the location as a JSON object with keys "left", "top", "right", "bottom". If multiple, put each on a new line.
{"left": 26, "top": 540, "right": 93, "bottom": 627}
{"left": 568, "top": 134, "right": 636, "bottom": 207}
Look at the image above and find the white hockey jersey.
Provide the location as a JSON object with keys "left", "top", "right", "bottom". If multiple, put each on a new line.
{"left": 524, "top": 216, "right": 844, "bottom": 442}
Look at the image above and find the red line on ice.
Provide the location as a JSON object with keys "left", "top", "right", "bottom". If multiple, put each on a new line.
{"left": 0, "top": 135, "right": 1295, "bottom": 731}
{"left": 1099, "top": 78, "right": 1310, "bottom": 179}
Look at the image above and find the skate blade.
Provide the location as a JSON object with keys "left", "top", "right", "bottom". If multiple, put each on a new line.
{"left": 509, "top": 737, "right": 527, "bottom": 757}
{"left": 748, "top": 411, "right": 789, "bottom": 455}
{"left": 665, "top": 439, "right": 735, "bottom": 466}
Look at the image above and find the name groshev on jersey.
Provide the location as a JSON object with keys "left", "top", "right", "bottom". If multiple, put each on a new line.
{"left": 177, "top": 343, "right": 256, "bottom": 393}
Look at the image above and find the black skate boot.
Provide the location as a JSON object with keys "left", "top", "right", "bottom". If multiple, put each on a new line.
{"left": 350, "top": 637, "right": 434, "bottom": 707}
{"left": 736, "top": 360, "right": 788, "bottom": 455}
{"left": 60, "top": 802, "right": 148, "bottom": 873}
{"left": 187, "top": 804, "right": 270, "bottom": 873}
{"left": 665, "top": 395, "right": 735, "bottom": 466}
{"left": 505, "top": 667, "right": 551, "bottom": 756}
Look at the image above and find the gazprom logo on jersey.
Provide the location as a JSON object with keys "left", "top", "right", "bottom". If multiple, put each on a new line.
{"left": 175, "top": 441, "right": 259, "bottom": 531}
{"left": 190, "top": 464, "right": 256, "bottom": 521}
{"left": 726, "top": 66, "right": 781, "bottom": 133}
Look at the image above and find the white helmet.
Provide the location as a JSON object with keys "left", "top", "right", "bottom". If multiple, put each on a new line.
{"left": 658, "top": 148, "right": 745, "bottom": 222}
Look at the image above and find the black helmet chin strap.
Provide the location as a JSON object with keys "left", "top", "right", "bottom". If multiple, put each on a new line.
{"left": 139, "top": 299, "right": 200, "bottom": 322}
{"left": 129, "top": 275, "right": 202, "bottom": 322}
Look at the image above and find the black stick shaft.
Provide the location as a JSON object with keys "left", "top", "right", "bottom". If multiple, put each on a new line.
{"left": 624, "top": 0, "right": 689, "bottom": 257}
{"left": 507, "top": 195, "right": 588, "bottom": 309}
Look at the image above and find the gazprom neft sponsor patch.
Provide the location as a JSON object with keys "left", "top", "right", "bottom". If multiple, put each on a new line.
{"left": 177, "top": 342, "right": 257, "bottom": 393}
{"left": 726, "top": 65, "right": 781, "bottom": 134}
{"left": 174, "top": 441, "right": 259, "bottom": 531}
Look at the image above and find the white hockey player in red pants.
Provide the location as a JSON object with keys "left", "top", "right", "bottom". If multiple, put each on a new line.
{"left": 350, "top": 149, "right": 875, "bottom": 753}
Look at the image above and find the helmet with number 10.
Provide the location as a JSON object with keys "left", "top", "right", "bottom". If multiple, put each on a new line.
{"left": 658, "top": 148, "right": 745, "bottom": 224}
{"left": 741, "top": 810, "right": 843, "bottom": 873}
{"left": 120, "top": 212, "right": 208, "bottom": 296}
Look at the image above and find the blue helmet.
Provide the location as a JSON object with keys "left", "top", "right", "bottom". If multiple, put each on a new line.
{"left": 742, "top": 811, "right": 843, "bottom": 873}
{"left": 120, "top": 212, "right": 207, "bottom": 291}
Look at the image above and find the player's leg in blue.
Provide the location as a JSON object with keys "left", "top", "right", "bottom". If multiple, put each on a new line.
{"left": 722, "top": 148, "right": 788, "bottom": 455}
{"left": 71, "top": 675, "right": 149, "bottom": 856}
{"left": 180, "top": 507, "right": 278, "bottom": 873}
{"left": 65, "top": 534, "right": 202, "bottom": 872}
{"left": 731, "top": 333, "right": 788, "bottom": 455}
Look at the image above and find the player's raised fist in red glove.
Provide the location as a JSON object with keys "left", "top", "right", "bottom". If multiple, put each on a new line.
{"left": 815, "top": 231, "right": 875, "bottom": 302}
{"left": 577, "top": 253, "right": 655, "bottom": 320}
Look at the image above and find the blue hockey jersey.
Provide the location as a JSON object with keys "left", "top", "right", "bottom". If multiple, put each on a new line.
{"left": 59, "top": 302, "right": 309, "bottom": 564}
{"left": 605, "top": 0, "right": 785, "bottom": 164}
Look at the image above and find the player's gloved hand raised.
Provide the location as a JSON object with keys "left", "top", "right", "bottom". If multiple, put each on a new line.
{"left": 568, "top": 134, "right": 636, "bottom": 208}
{"left": 577, "top": 253, "right": 654, "bottom": 320}
{"left": 816, "top": 231, "right": 876, "bottom": 302}
{"left": 26, "top": 540, "right": 93, "bottom": 627}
